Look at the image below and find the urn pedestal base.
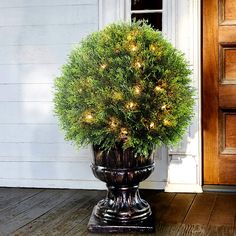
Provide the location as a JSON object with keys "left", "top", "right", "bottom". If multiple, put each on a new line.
{"left": 88, "top": 207, "right": 155, "bottom": 233}
{"left": 88, "top": 145, "right": 155, "bottom": 233}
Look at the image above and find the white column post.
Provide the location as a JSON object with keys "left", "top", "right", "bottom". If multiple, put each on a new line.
{"left": 165, "top": 0, "right": 202, "bottom": 193}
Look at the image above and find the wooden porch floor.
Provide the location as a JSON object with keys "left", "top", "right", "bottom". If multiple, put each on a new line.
{"left": 0, "top": 188, "right": 235, "bottom": 236}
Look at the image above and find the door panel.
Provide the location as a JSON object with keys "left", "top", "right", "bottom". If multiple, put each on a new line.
{"left": 221, "top": 0, "right": 236, "bottom": 22}
{"left": 203, "top": 0, "right": 236, "bottom": 185}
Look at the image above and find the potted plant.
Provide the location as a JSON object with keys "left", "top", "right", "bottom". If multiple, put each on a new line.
{"left": 54, "top": 21, "right": 194, "bottom": 233}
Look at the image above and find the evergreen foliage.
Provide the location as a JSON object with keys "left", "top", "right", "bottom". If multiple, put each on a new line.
{"left": 54, "top": 21, "right": 195, "bottom": 157}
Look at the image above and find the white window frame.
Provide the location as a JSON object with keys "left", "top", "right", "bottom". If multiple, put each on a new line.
{"left": 99, "top": 0, "right": 177, "bottom": 45}
{"left": 126, "top": 0, "right": 176, "bottom": 45}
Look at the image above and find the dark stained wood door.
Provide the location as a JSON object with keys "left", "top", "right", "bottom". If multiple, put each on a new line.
{"left": 203, "top": 0, "right": 236, "bottom": 185}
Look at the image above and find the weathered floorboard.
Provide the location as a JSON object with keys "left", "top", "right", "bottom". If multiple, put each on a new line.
{"left": 183, "top": 193, "right": 216, "bottom": 225}
{"left": 148, "top": 191, "right": 176, "bottom": 223}
{"left": 12, "top": 190, "right": 89, "bottom": 235}
{"left": 34, "top": 191, "right": 104, "bottom": 236}
{"left": 2, "top": 189, "right": 76, "bottom": 235}
{"left": 0, "top": 188, "right": 234, "bottom": 236}
{"left": 161, "top": 193, "right": 196, "bottom": 224}
{"left": 0, "top": 188, "right": 42, "bottom": 212}
{"left": 176, "top": 224, "right": 207, "bottom": 236}
{"left": 209, "top": 194, "right": 236, "bottom": 226}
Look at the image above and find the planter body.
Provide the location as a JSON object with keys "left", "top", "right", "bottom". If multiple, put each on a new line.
{"left": 87, "top": 144, "right": 155, "bottom": 233}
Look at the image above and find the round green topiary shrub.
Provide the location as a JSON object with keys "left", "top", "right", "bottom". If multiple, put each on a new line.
{"left": 54, "top": 21, "right": 194, "bottom": 157}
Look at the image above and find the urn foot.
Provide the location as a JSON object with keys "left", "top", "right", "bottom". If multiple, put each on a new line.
{"left": 87, "top": 207, "right": 155, "bottom": 233}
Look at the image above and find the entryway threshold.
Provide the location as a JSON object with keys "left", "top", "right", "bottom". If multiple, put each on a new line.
{"left": 203, "top": 185, "right": 236, "bottom": 193}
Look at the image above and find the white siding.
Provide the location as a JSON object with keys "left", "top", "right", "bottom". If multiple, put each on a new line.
{"left": 0, "top": 0, "right": 97, "bottom": 7}
{"left": 0, "top": 5, "right": 97, "bottom": 26}
{"left": 0, "top": 0, "right": 101, "bottom": 188}
{"left": 0, "top": 102, "right": 55, "bottom": 123}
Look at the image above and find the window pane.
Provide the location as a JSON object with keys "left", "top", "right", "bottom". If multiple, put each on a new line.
{"left": 132, "top": 13, "right": 162, "bottom": 31}
{"left": 131, "top": 0, "right": 162, "bottom": 11}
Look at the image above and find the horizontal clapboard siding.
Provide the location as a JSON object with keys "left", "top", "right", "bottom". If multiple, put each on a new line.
{"left": 0, "top": 25, "right": 95, "bottom": 46}
{"left": 0, "top": 124, "right": 65, "bottom": 143}
{"left": 0, "top": 5, "right": 97, "bottom": 26}
{"left": 0, "top": 143, "right": 90, "bottom": 160}
{"left": 0, "top": 64, "right": 60, "bottom": 84}
{"left": 0, "top": 102, "right": 55, "bottom": 123}
{"left": 0, "top": 162, "right": 94, "bottom": 179}
{"left": 0, "top": 0, "right": 97, "bottom": 8}
{"left": 0, "top": 0, "right": 99, "bottom": 188}
{"left": 0, "top": 45, "right": 73, "bottom": 65}
{"left": 0, "top": 84, "right": 54, "bottom": 101}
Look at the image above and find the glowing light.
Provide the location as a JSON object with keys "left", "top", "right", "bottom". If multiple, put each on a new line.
{"left": 127, "top": 34, "right": 133, "bottom": 41}
{"left": 84, "top": 112, "right": 93, "bottom": 123}
{"left": 161, "top": 105, "right": 167, "bottom": 110}
{"left": 100, "top": 64, "right": 107, "bottom": 69}
{"left": 121, "top": 127, "right": 128, "bottom": 135}
{"left": 150, "top": 122, "right": 155, "bottom": 129}
{"left": 134, "top": 85, "right": 141, "bottom": 95}
{"left": 163, "top": 119, "right": 172, "bottom": 127}
{"left": 149, "top": 44, "right": 156, "bottom": 51}
{"left": 111, "top": 121, "right": 116, "bottom": 128}
{"left": 134, "top": 61, "right": 142, "bottom": 69}
{"left": 126, "top": 101, "right": 137, "bottom": 109}
{"left": 110, "top": 118, "right": 119, "bottom": 129}
{"left": 130, "top": 44, "right": 138, "bottom": 52}
{"left": 154, "top": 86, "right": 164, "bottom": 92}
{"left": 86, "top": 114, "right": 93, "bottom": 119}
{"left": 119, "top": 127, "right": 128, "bottom": 140}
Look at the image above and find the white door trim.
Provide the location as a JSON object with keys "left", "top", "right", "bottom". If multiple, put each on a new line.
{"left": 165, "top": 0, "right": 202, "bottom": 192}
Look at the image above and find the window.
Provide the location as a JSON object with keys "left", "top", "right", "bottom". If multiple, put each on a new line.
{"left": 99, "top": 0, "right": 173, "bottom": 44}
{"left": 131, "top": 0, "right": 163, "bottom": 31}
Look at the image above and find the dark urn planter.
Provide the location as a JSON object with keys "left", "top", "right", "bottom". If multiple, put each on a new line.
{"left": 87, "top": 143, "right": 155, "bottom": 233}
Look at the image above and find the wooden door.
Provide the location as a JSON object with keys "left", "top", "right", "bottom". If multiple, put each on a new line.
{"left": 203, "top": 0, "right": 236, "bottom": 185}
